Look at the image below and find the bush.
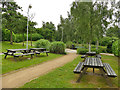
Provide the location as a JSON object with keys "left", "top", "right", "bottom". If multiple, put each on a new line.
{"left": 29, "top": 33, "right": 43, "bottom": 41}
{"left": 15, "top": 34, "right": 24, "bottom": 43}
{"left": 112, "top": 40, "right": 120, "bottom": 57}
{"left": 91, "top": 48, "right": 100, "bottom": 54}
{"left": 66, "top": 41, "right": 73, "bottom": 48}
{"left": 35, "top": 39, "right": 51, "bottom": 50}
{"left": 98, "top": 46, "right": 107, "bottom": 53}
{"left": 50, "top": 41, "right": 65, "bottom": 54}
{"left": 2, "top": 29, "right": 15, "bottom": 41}
{"left": 14, "top": 33, "right": 44, "bottom": 43}
{"left": 77, "top": 48, "right": 88, "bottom": 55}
{"left": 77, "top": 46, "right": 107, "bottom": 54}
{"left": 100, "top": 37, "right": 112, "bottom": 46}
{"left": 66, "top": 41, "right": 76, "bottom": 49}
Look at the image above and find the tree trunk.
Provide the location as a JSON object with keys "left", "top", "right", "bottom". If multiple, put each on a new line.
{"left": 89, "top": 40, "right": 91, "bottom": 52}
{"left": 10, "top": 30, "right": 13, "bottom": 45}
{"left": 96, "top": 40, "right": 99, "bottom": 50}
{"left": 23, "top": 33, "right": 24, "bottom": 46}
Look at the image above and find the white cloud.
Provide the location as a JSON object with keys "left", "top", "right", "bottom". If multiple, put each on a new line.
{"left": 15, "top": 0, "right": 75, "bottom": 28}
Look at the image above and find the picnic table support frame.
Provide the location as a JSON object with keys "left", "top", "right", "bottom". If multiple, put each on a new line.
{"left": 76, "top": 67, "right": 88, "bottom": 83}
{"left": 99, "top": 68, "right": 113, "bottom": 87}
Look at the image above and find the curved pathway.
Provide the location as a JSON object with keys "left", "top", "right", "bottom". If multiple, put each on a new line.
{"left": 2, "top": 53, "right": 78, "bottom": 88}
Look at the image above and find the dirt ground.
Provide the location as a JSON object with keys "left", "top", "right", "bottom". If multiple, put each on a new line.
{"left": 2, "top": 53, "right": 78, "bottom": 88}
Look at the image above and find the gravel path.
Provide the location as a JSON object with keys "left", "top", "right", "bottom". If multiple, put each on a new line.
{"left": 2, "top": 53, "right": 78, "bottom": 88}
{"left": 100, "top": 53, "right": 114, "bottom": 56}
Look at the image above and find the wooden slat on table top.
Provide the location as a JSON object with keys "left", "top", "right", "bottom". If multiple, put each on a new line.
{"left": 7, "top": 49, "right": 30, "bottom": 51}
{"left": 84, "top": 57, "right": 103, "bottom": 67}
{"left": 30, "top": 48, "right": 46, "bottom": 50}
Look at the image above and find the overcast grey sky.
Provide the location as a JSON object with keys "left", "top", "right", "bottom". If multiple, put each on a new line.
{"left": 15, "top": 0, "right": 119, "bottom": 28}
{"left": 15, "top": 0, "right": 75, "bottom": 28}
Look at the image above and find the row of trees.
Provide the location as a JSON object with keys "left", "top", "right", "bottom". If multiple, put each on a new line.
{"left": 55, "top": 0, "right": 120, "bottom": 52}
{"left": 1, "top": 0, "right": 120, "bottom": 51}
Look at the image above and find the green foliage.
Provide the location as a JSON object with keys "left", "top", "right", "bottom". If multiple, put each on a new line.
{"left": 91, "top": 48, "right": 100, "bottom": 54}
{"left": 99, "top": 37, "right": 118, "bottom": 53}
{"left": 106, "top": 26, "right": 119, "bottom": 38}
{"left": 50, "top": 41, "right": 65, "bottom": 54}
{"left": 77, "top": 45, "right": 107, "bottom": 54}
{"left": 2, "top": 29, "right": 15, "bottom": 41}
{"left": 100, "top": 37, "right": 118, "bottom": 54}
{"left": 100, "top": 37, "right": 112, "bottom": 46}
{"left": 35, "top": 39, "right": 50, "bottom": 50}
{"left": 98, "top": 46, "right": 107, "bottom": 53}
{"left": 14, "top": 33, "right": 43, "bottom": 43}
{"left": 77, "top": 48, "right": 88, "bottom": 55}
{"left": 29, "top": 33, "right": 43, "bottom": 41}
{"left": 14, "top": 34, "right": 24, "bottom": 43}
{"left": 112, "top": 40, "right": 120, "bottom": 56}
{"left": 66, "top": 41, "right": 76, "bottom": 49}
{"left": 36, "top": 28, "right": 54, "bottom": 41}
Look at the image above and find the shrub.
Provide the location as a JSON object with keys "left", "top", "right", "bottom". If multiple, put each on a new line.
{"left": 14, "top": 33, "right": 44, "bottom": 43}
{"left": 77, "top": 48, "right": 88, "bottom": 55}
{"left": 112, "top": 40, "right": 120, "bottom": 57}
{"left": 15, "top": 34, "right": 24, "bottom": 43}
{"left": 35, "top": 39, "right": 51, "bottom": 50}
{"left": 66, "top": 41, "right": 73, "bottom": 48}
{"left": 100, "top": 37, "right": 112, "bottom": 46}
{"left": 2, "top": 29, "right": 15, "bottom": 41}
{"left": 98, "top": 46, "right": 107, "bottom": 53}
{"left": 50, "top": 41, "right": 65, "bottom": 54}
{"left": 91, "top": 48, "right": 100, "bottom": 54}
{"left": 28, "top": 33, "right": 43, "bottom": 41}
{"left": 66, "top": 41, "right": 76, "bottom": 49}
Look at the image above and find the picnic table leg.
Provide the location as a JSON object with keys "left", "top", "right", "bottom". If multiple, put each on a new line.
{"left": 31, "top": 54, "right": 33, "bottom": 58}
{"left": 93, "top": 68, "right": 95, "bottom": 73}
{"left": 4, "top": 53, "right": 8, "bottom": 59}
{"left": 99, "top": 68, "right": 113, "bottom": 87}
{"left": 76, "top": 67, "right": 88, "bottom": 83}
{"left": 46, "top": 52, "right": 48, "bottom": 56}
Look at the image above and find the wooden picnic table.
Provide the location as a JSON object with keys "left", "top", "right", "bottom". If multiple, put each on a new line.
{"left": 73, "top": 57, "right": 117, "bottom": 86}
{"left": 30, "top": 48, "right": 49, "bottom": 56}
{"left": 4, "top": 49, "right": 33, "bottom": 59}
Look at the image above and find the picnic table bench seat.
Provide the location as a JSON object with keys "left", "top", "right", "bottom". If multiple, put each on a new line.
{"left": 73, "top": 62, "right": 84, "bottom": 73}
{"left": 14, "top": 53, "right": 34, "bottom": 58}
{"left": 81, "top": 55, "right": 87, "bottom": 58}
{"left": 4, "top": 52, "right": 13, "bottom": 55}
{"left": 96, "top": 55, "right": 101, "bottom": 59}
{"left": 103, "top": 63, "right": 117, "bottom": 77}
{"left": 35, "top": 51, "right": 49, "bottom": 56}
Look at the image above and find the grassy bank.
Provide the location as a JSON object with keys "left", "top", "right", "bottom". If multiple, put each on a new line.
{"left": 21, "top": 55, "right": 118, "bottom": 88}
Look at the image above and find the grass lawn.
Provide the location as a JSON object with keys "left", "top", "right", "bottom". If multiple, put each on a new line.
{"left": 2, "top": 53, "right": 63, "bottom": 74}
{"left": 21, "top": 55, "right": 118, "bottom": 88}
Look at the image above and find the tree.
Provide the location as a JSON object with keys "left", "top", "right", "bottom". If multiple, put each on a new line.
{"left": 1, "top": 1, "right": 22, "bottom": 44}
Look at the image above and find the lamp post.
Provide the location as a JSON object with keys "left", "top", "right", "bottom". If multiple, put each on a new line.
{"left": 26, "top": 4, "right": 32, "bottom": 49}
